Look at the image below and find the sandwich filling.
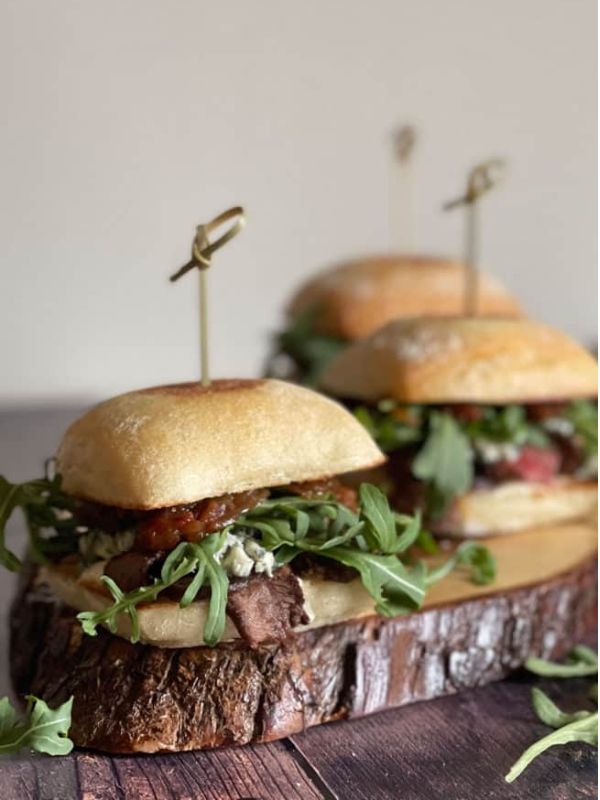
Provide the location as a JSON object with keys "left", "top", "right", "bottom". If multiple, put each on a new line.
{"left": 351, "top": 399, "right": 597, "bottom": 524}
{"left": 1, "top": 474, "right": 495, "bottom": 648}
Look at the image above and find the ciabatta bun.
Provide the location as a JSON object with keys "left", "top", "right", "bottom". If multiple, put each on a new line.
{"left": 320, "top": 318, "right": 598, "bottom": 403}
{"left": 434, "top": 479, "right": 597, "bottom": 538}
{"left": 56, "top": 379, "right": 384, "bottom": 509}
{"left": 288, "top": 255, "right": 523, "bottom": 340}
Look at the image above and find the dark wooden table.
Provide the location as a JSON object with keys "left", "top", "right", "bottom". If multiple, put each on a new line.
{"left": 0, "top": 408, "right": 596, "bottom": 800}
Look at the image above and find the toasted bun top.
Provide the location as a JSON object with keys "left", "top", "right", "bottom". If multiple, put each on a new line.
{"left": 288, "top": 255, "right": 523, "bottom": 340}
{"left": 56, "top": 379, "right": 384, "bottom": 509}
{"left": 320, "top": 318, "right": 598, "bottom": 404}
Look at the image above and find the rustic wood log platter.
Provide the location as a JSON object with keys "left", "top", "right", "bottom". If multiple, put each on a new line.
{"left": 9, "top": 522, "right": 597, "bottom": 754}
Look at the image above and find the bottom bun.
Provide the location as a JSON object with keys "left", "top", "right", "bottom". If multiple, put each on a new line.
{"left": 435, "top": 479, "right": 597, "bottom": 538}
{"left": 11, "top": 559, "right": 596, "bottom": 753}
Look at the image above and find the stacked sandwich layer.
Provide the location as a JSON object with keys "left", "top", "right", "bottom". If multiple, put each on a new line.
{"left": 320, "top": 318, "right": 598, "bottom": 536}
{"left": 12, "top": 379, "right": 493, "bottom": 655}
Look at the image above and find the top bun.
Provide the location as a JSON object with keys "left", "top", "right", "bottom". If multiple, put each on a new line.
{"left": 288, "top": 255, "right": 523, "bottom": 340}
{"left": 57, "top": 379, "right": 384, "bottom": 509}
{"left": 320, "top": 318, "right": 598, "bottom": 404}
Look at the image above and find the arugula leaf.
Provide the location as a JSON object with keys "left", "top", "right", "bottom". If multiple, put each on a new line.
{"left": 464, "top": 405, "right": 550, "bottom": 448}
{"left": 526, "top": 648, "right": 598, "bottom": 678}
{"left": 353, "top": 404, "right": 422, "bottom": 452}
{"left": 566, "top": 400, "right": 598, "bottom": 458}
{"left": 323, "top": 547, "right": 426, "bottom": 615}
{"left": 272, "top": 306, "right": 346, "bottom": 386}
{"left": 412, "top": 412, "right": 474, "bottom": 516}
{"left": 505, "top": 711, "right": 597, "bottom": 783}
{"left": 0, "top": 474, "right": 77, "bottom": 571}
{"left": 413, "top": 528, "right": 439, "bottom": 555}
{"left": 425, "top": 542, "right": 496, "bottom": 586}
{"left": 358, "top": 483, "right": 399, "bottom": 553}
{"left": 78, "top": 532, "right": 229, "bottom": 645}
{"left": 0, "top": 477, "right": 24, "bottom": 571}
{"left": 505, "top": 647, "right": 598, "bottom": 782}
{"left": 531, "top": 687, "right": 591, "bottom": 728}
{"left": 0, "top": 695, "right": 73, "bottom": 756}
{"left": 358, "top": 484, "right": 422, "bottom": 555}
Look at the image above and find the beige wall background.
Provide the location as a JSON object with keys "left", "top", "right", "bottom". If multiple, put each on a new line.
{"left": 0, "top": 0, "right": 596, "bottom": 404}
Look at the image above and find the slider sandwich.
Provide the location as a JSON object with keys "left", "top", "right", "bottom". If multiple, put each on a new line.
{"left": 4, "top": 379, "right": 493, "bottom": 752}
{"left": 268, "top": 255, "right": 522, "bottom": 385}
{"left": 320, "top": 318, "right": 598, "bottom": 537}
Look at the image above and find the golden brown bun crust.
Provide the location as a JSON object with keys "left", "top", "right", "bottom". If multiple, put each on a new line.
{"left": 56, "top": 379, "right": 384, "bottom": 509}
{"left": 434, "top": 479, "right": 597, "bottom": 538}
{"left": 288, "top": 255, "right": 523, "bottom": 340}
{"left": 320, "top": 318, "right": 598, "bottom": 403}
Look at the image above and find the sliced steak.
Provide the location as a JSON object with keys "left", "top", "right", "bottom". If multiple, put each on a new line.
{"left": 226, "top": 566, "right": 309, "bottom": 648}
{"left": 291, "top": 553, "right": 357, "bottom": 583}
{"left": 551, "top": 434, "right": 587, "bottom": 475}
{"left": 104, "top": 551, "right": 164, "bottom": 593}
{"left": 483, "top": 445, "right": 560, "bottom": 484}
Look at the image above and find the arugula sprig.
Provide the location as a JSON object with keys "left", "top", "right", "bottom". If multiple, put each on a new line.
{"left": 0, "top": 695, "right": 73, "bottom": 756}
{"left": 412, "top": 412, "right": 474, "bottom": 517}
{"left": 526, "top": 645, "right": 599, "bottom": 678}
{"left": 505, "top": 647, "right": 598, "bottom": 782}
{"left": 566, "top": 400, "right": 598, "bottom": 459}
{"left": 354, "top": 403, "right": 423, "bottom": 452}
{"left": 77, "top": 485, "right": 495, "bottom": 645}
{"left": 270, "top": 306, "right": 346, "bottom": 386}
{"left": 425, "top": 541, "right": 496, "bottom": 586}
{"left": 353, "top": 400, "right": 598, "bottom": 517}
{"left": 352, "top": 404, "right": 476, "bottom": 516}
{"left": 78, "top": 531, "right": 229, "bottom": 646}
{"left": 462, "top": 405, "right": 550, "bottom": 448}
{"left": 0, "top": 474, "right": 76, "bottom": 571}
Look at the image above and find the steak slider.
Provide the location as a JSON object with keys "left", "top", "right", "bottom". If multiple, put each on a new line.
{"left": 320, "top": 318, "right": 598, "bottom": 537}
{"left": 268, "top": 255, "right": 522, "bottom": 385}
{"left": 5, "top": 378, "right": 492, "bottom": 752}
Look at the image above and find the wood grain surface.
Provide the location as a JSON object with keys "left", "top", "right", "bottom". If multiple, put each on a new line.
{"left": 0, "top": 407, "right": 597, "bottom": 800}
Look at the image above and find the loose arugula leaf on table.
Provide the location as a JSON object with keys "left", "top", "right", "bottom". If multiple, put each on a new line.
{"left": 505, "top": 647, "right": 598, "bottom": 783}
{"left": 412, "top": 412, "right": 474, "bottom": 516}
{"left": 526, "top": 646, "right": 598, "bottom": 678}
{"left": 505, "top": 712, "right": 598, "bottom": 783}
{"left": 0, "top": 695, "right": 73, "bottom": 756}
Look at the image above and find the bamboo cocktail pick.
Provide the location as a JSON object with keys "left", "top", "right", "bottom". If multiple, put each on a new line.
{"left": 170, "top": 206, "right": 246, "bottom": 386}
{"left": 391, "top": 125, "right": 417, "bottom": 252}
{"left": 443, "top": 159, "right": 505, "bottom": 316}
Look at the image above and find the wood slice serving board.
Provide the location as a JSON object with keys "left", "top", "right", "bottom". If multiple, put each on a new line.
{"left": 9, "top": 522, "right": 597, "bottom": 754}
